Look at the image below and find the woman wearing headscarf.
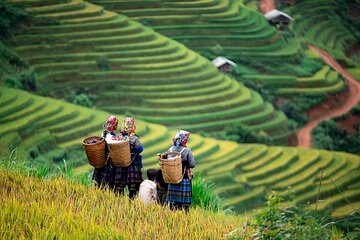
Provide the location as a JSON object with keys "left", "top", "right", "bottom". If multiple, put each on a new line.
{"left": 165, "top": 130, "right": 196, "bottom": 212}
{"left": 93, "top": 115, "right": 119, "bottom": 189}
{"left": 112, "top": 117, "right": 144, "bottom": 199}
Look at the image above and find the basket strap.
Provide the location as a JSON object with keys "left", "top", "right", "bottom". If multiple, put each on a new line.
{"left": 106, "top": 153, "right": 113, "bottom": 168}
{"left": 170, "top": 147, "right": 187, "bottom": 154}
{"left": 128, "top": 153, "right": 138, "bottom": 166}
{"left": 179, "top": 147, "right": 186, "bottom": 154}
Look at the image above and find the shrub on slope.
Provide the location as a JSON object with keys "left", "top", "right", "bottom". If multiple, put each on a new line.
{"left": 312, "top": 104, "right": 360, "bottom": 155}
{"left": 0, "top": 0, "right": 38, "bottom": 91}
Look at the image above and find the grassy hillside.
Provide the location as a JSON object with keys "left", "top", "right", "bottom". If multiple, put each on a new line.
{"left": 4, "top": 0, "right": 290, "bottom": 143}
{"left": 0, "top": 168, "right": 248, "bottom": 239}
{"left": 2, "top": 168, "right": 350, "bottom": 239}
{"left": 1, "top": 86, "right": 359, "bottom": 228}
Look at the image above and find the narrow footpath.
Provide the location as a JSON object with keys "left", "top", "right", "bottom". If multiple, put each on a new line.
{"left": 259, "top": 0, "right": 360, "bottom": 147}
{"left": 297, "top": 45, "right": 360, "bottom": 147}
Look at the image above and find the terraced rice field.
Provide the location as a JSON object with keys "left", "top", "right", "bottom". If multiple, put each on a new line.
{"left": 6, "top": 0, "right": 289, "bottom": 142}
{"left": 87, "top": 0, "right": 346, "bottom": 95}
{"left": 89, "top": 0, "right": 299, "bottom": 61}
{"left": 288, "top": 0, "right": 359, "bottom": 65}
{"left": 1, "top": 86, "right": 359, "bottom": 228}
{"left": 241, "top": 65, "right": 345, "bottom": 94}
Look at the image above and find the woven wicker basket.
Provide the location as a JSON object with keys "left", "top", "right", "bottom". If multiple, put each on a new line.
{"left": 158, "top": 151, "right": 183, "bottom": 184}
{"left": 108, "top": 140, "right": 131, "bottom": 167}
{"left": 82, "top": 136, "right": 106, "bottom": 168}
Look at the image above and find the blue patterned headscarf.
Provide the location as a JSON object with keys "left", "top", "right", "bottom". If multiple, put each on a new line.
{"left": 173, "top": 130, "right": 190, "bottom": 147}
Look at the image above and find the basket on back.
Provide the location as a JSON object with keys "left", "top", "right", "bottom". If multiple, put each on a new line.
{"left": 158, "top": 151, "right": 183, "bottom": 184}
{"left": 82, "top": 136, "right": 106, "bottom": 168}
{"left": 108, "top": 139, "right": 131, "bottom": 167}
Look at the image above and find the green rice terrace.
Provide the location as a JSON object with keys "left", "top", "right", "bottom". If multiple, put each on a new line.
{"left": 283, "top": 0, "right": 360, "bottom": 88}
{"left": 285, "top": 0, "right": 360, "bottom": 66}
{"left": 1, "top": 86, "right": 359, "bottom": 229}
{"left": 88, "top": 0, "right": 346, "bottom": 94}
{"left": 4, "top": 0, "right": 294, "bottom": 143}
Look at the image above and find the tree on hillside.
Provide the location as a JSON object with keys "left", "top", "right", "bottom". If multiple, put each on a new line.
{"left": 224, "top": 124, "right": 270, "bottom": 144}
{"left": 312, "top": 119, "right": 360, "bottom": 155}
{"left": 0, "top": 0, "right": 31, "bottom": 41}
{"left": 312, "top": 120, "right": 347, "bottom": 151}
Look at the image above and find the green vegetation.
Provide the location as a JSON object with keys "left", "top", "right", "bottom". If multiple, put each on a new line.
{"left": 286, "top": 0, "right": 360, "bottom": 66}
{"left": 0, "top": 0, "right": 35, "bottom": 91}
{"left": 227, "top": 192, "right": 348, "bottom": 239}
{"left": 72, "top": 93, "right": 94, "bottom": 108}
{"left": 192, "top": 173, "right": 223, "bottom": 212}
{"left": 4, "top": 68, "right": 38, "bottom": 92}
{"left": 6, "top": 0, "right": 289, "bottom": 142}
{"left": 1, "top": 86, "right": 359, "bottom": 229}
{"left": 0, "top": 0, "right": 31, "bottom": 41}
{"left": 92, "top": 0, "right": 345, "bottom": 96}
{"left": 312, "top": 103, "right": 360, "bottom": 155}
{"left": 1, "top": 1, "right": 360, "bottom": 235}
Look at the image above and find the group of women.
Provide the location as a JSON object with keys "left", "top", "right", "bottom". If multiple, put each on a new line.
{"left": 92, "top": 116, "right": 196, "bottom": 210}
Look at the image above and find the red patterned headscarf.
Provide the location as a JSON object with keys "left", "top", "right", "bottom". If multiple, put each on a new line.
{"left": 121, "top": 117, "right": 136, "bottom": 135}
{"left": 103, "top": 116, "right": 118, "bottom": 132}
{"left": 173, "top": 130, "right": 190, "bottom": 147}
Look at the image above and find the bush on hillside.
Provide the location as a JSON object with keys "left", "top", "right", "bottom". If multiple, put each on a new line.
{"left": 0, "top": 42, "right": 27, "bottom": 69}
{"left": 350, "top": 102, "right": 360, "bottom": 115}
{"left": 312, "top": 120, "right": 347, "bottom": 151}
{"left": 336, "top": 0, "right": 360, "bottom": 40}
{"left": 5, "top": 68, "right": 38, "bottom": 92}
{"left": 0, "top": 0, "right": 31, "bottom": 41}
{"left": 72, "top": 93, "right": 94, "bottom": 108}
{"left": 312, "top": 119, "right": 360, "bottom": 155}
{"left": 224, "top": 124, "right": 271, "bottom": 145}
{"left": 96, "top": 55, "right": 110, "bottom": 70}
{"left": 278, "top": 100, "right": 307, "bottom": 129}
{"left": 241, "top": 80, "right": 276, "bottom": 103}
{"left": 293, "top": 93, "right": 328, "bottom": 111}
{"left": 192, "top": 174, "right": 223, "bottom": 211}
{"left": 226, "top": 192, "right": 339, "bottom": 239}
{"left": 297, "top": 55, "right": 324, "bottom": 77}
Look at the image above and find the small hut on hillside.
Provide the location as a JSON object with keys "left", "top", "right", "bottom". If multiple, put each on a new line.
{"left": 212, "top": 57, "right": 236, "bottom": 73}
{"left": 264, "top": 9, "right": 293, "bottom": 30}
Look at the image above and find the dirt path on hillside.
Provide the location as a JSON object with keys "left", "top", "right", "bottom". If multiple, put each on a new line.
{"left": 297, "top": 45, "right": 360, "bottom": 147}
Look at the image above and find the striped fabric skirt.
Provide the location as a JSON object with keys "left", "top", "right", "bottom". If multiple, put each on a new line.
{"left": 166, "top": 179, "right": 192, "bottom": 205}
{"left": 113, "top": 163, "right": 143, "bottom": 186}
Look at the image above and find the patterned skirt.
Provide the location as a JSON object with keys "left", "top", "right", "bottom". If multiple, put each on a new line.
{"left": 92, "top": 160, "right": 113, "bottom": 187}
{"left": 166, "top": 179, "right": 192, "bottom": 205}
{"left": 113, "top": 163, "right": 143, "bottom": 186}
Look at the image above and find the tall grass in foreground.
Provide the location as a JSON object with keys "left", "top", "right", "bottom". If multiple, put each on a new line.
{"left": 0, "top": 150, "right": 92, "bottom": 184}
{"left": 0, "top": 169, "right": 248, "bottom": 239}
{"left": 192, "top": 174, "right": 223, "bottom": 211}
